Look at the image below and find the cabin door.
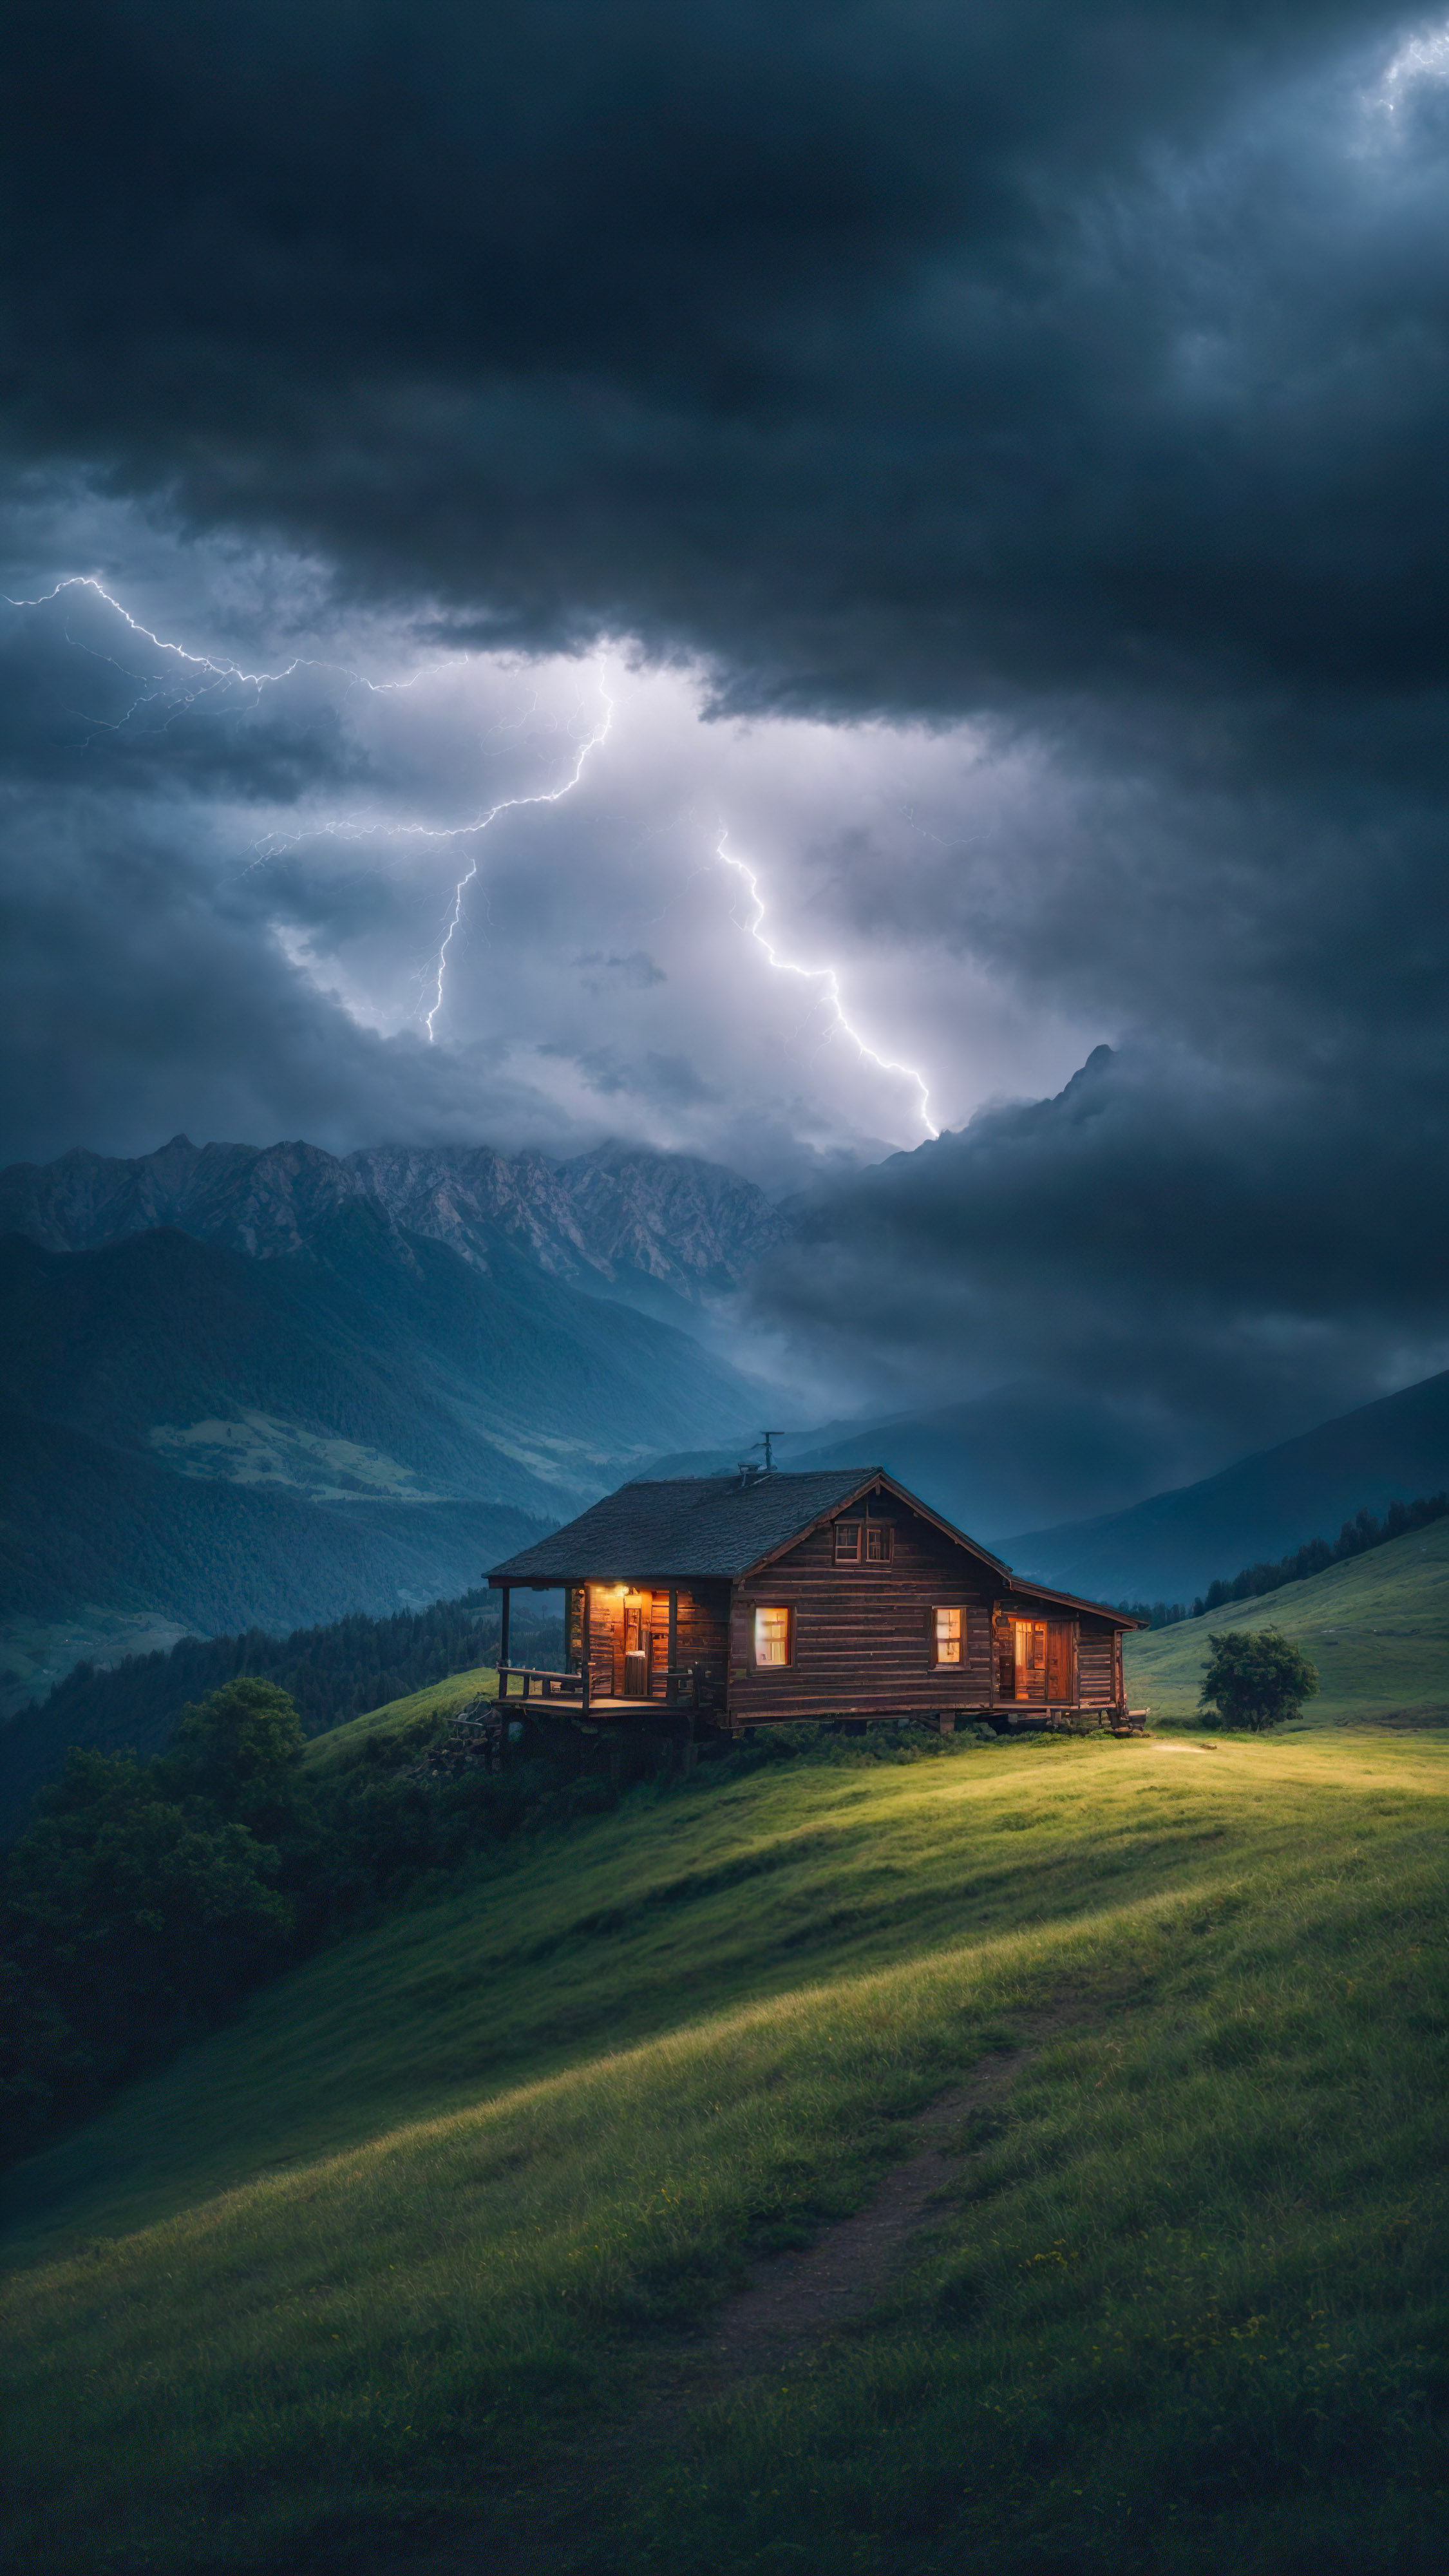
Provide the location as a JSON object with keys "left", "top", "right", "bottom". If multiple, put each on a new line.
{"left": 1046, "top": 1621, "right": 1075, "bottom": 1704}
{"left": 995, "top": 1616, "right": 1048, "bottom": 1702}
{"left": 617, "top": 1591, "right": 654, "bottom": 1698}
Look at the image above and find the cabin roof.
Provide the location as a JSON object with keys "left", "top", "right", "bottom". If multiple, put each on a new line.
{"left": 488, "top": 1466, "right": 1142, "bottom": 1624}
{"left": 488, "top": 1469, "right": 882, "bottom": 1585}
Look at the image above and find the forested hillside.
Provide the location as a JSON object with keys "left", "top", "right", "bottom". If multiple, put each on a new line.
{"left": 0, "top": 1592, "right": 562, "bottom": 1837}
{"left": 0, "top": 1402, "right": 544, "bottom": 1649}
{"left": 1125, "top": 1508, "right": 1449, "bottom": 1725}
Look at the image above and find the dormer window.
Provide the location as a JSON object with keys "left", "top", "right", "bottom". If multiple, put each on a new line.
{"left": 835, "top": 1519, "right": 893, "bottom": 1564}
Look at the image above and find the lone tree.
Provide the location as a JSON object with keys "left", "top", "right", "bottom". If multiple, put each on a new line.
{"left": 1200, "top": 1629, "right": 1319, "bottom": 1732}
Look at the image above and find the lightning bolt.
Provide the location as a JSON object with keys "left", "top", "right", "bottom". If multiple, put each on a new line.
{"left": 717, "top": 832, "right": 938, "bottom": 1139}
{"left": 422, "top": 676, "right": 613, "bottom": 1040}
{"left": 5, "top": 576, "right": 613, "bottom": 1041}
{"left": 4, "top": 573, "right": 375, "bottom": 726}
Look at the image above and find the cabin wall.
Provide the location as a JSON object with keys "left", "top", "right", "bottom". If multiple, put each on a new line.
{"left": 729, "top": 1506, "right": 997, "bottom": 1721}
{"left": 1076, "top": 1625, "right": 1119, "bottom": 1708}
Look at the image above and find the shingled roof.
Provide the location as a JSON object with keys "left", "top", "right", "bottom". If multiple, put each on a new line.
{"left": 486, "top": 1466, "right": 1025, "bottom": 1586}
{"left": 488, "top": 1468, "right": 902, "bottom": 1584}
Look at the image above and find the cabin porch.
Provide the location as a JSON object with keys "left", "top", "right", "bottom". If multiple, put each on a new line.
{"left": 493, "top": 1576, "right": 730, "bottom": 1720}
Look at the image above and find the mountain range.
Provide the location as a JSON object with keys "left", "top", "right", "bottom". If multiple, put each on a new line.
{"left": 0, "top": 1133, "right": 791, "bottom": 1314}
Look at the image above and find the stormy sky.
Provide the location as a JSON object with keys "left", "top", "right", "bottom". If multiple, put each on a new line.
{"left": 4, "top": 1, "right": 1449, "bottom": 1492}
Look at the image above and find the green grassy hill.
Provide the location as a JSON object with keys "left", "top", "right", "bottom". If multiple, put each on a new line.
{"left": 1126, "top": 1510, "right": 1449, "bottom": 1725}
{"left": 5, "top": 1700, "right": 1447, "bottom": 2576}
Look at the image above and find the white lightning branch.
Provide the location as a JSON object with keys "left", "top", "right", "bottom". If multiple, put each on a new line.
{"left": 6, "top": 576, "right": 613, "bottom": 1043}
{"left": 421, "top": 677, "right": 613, "bottom": 1040}
{"left": 717, "top": 831, "right": 938, "bottom": 1138}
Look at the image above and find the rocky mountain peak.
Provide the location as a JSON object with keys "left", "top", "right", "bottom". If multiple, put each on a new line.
{"left": 0, "top": 1133, "right": 795, "bottom": 1304}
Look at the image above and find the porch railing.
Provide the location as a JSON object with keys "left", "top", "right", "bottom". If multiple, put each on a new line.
{"left": 494, "top": 1661, "right": 726, "bottom": 1716}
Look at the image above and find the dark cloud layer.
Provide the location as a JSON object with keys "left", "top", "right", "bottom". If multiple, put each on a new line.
{"left": 1, "top": 1, "right": 1433, "bottom": 712}
{"left": 4, "top": 2, "right": 1449, "bottom": 1477}
{"left": 756, "top": 1043, "right": 1449, "bottom": 1475}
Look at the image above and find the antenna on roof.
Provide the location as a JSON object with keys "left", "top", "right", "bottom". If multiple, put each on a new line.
{"left": 735, "top": 1430, "right": 780, "bottom": 1487}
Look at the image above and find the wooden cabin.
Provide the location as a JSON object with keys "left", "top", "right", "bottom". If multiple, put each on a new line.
{"left": 487, "top": 1468, "right": 1140, "bottom": 1736}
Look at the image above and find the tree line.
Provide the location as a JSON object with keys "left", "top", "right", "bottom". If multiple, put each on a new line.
{"left": 2, "top": 1592, "right": 564, "bottom": 1833}
{"left": 1116, "top": 1488, "right": 1448, "bottom": 1631}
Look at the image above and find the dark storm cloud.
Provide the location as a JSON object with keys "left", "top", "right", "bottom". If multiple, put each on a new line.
{"left": 0, "top": 0, "right": 1428, "bottom": 714}
{"left": 756, "top": 1043, "right": 1449, "bottom": 1478}
{"left": 0, "top": 782, "right": 575, "bottom": 1165}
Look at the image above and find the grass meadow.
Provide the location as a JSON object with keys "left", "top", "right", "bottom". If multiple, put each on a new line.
{"left": 3, "top": 1719, "right": 1446, "bottom": 2574}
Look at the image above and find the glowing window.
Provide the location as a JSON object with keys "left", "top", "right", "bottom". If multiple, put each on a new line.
{"left": 834, "top": 1522, "right": 861, "bottom": 1562}
{"left": 934, "top": 1607, "right": 963, "bottom": 1665}
{"left": 864, "top": 1525, "right": 894, "bottom": 1564}
{"left": 753, "top": 1605, "right": 793, "bottom": 1667}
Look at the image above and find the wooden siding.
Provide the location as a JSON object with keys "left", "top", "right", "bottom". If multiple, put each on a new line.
{"left": 560, "top": 1504, "right": 1126, "bottom": 1725}
{"left": 726, "top": 1507, "right": 1126, "bottom": 1722}
{"left": 1076, "top": 1628, "right": 1117, "bottom": 1708}
{"left": 728, "top": 1505, "right": 996, "bottom": 1721}
{"left": 650, "top": 1582, "right": 729, "bottom": 1701}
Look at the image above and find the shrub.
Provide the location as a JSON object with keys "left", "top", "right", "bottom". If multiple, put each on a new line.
{"left": 1199, "top": 1629, "right": 1320, "bottom": 1732}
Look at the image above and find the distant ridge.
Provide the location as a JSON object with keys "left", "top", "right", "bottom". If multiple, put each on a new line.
{"left": 1006, "top": 1370, "right": 1449, "bottom": 1601}
{"left": 0, "top": 1132, "right": 791, "bottom": 1314}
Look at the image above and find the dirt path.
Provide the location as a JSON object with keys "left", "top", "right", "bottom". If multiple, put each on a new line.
{"left": 388, "top": 2005, "right": 1083, "bottom": 2576}
{"left": 704, "top": 2038, "right": 1035, "bottom": 2378}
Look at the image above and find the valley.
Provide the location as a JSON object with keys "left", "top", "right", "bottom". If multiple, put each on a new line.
{"left": 1011, "top": 1367, "right": 1449, "bottom": 1602}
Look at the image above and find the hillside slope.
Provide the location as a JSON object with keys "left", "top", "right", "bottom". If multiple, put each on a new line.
{"left": 5, "top": 1720, "right": 1446, "bottom": 2576}
{"left": 1009, "top": 1366, "right": 1449, "bottom": 1600}
{"left": 0, "top": 1401, "right": 543, "bottom": 1700}
{"left": 1125, "top": 1509, "right": 1449, "bottom": 1725}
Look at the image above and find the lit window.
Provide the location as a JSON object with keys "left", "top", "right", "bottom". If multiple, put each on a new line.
{"left": 934, "top": 1607, "right": 963, "bottom": 1665}
{"left": 865, "top": 1524, "right": 894, "bottom": 1564}
{"left": 754, "top": 1605, "right": 793, "bottom": 1667}
{"left": 834, "top": 1522, "right": 861, "bottom": 1562}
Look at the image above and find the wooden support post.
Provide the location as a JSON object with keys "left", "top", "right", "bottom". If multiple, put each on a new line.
{"left": 667, "top": 1587, "right": 678, "bottom": 1707}
{"left": 582, "top": 1584, "right": 591, "bottom": 1717}
{"left": 498, "top": 1585, "right": 511, "bottom": 1692}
